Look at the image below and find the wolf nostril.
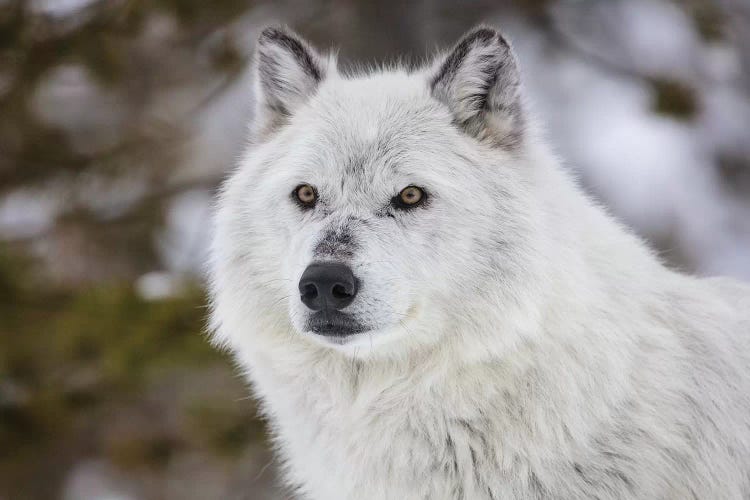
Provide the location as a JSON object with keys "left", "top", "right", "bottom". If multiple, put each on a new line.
{"left": 331, "top": 284, "right": 351, "bottom": 299}
{"left": 302, "top": 283, "right": 318, "bottom": 300}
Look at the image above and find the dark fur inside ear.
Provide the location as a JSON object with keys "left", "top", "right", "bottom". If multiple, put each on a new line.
{"left": 254, "top": 26, "right": 330, "bottom": 135}
{"left": 430, "top": 26, "right": 524, "bottom": 149}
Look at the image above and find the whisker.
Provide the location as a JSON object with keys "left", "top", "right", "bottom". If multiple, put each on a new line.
{"left": 258, "top": 278, "right": 294, "bottom": 287}
{"left": 269, "top": 295, "right": 292, "bottom": 307}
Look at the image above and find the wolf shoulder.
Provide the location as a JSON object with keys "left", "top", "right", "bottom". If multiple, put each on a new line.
{"left": 655, "top": 272, "right": 750, "bottom": 392}
{"left": 703, "top": 275, "right": 750, "bottom": 314}
{"left": 685, "top": 274, "right": 750, "bottom": 340}
{"left": 654, "top": 272, "right": 750, "bottom": 353}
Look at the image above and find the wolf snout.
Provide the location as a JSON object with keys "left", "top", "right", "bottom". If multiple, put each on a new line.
{"left": 299, "top": 263, "right": 358, "bottom": 312}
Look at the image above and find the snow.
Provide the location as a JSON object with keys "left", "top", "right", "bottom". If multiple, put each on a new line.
{"left": 30, "top": 0, "right": 98, "bottom": 18}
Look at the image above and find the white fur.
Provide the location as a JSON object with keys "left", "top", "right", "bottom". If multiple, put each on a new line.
{"left": 209, "top": 27, "right": 750, "bottom": 499}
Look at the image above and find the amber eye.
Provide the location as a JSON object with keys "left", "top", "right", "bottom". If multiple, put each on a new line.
{"left": 396, "top": 186, "right": 424, "bottom": 208}
{"left": 294, "top": 184, "right": 317, "bottom": 207}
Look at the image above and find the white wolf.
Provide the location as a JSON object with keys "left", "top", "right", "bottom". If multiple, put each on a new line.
{"left": 209, "top": 25, "right": 750, "bottom": 499}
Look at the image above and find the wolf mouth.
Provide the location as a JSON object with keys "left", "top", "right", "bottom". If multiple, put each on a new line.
{"left": 306, "top": 310, "right": 367, "bottom": 337}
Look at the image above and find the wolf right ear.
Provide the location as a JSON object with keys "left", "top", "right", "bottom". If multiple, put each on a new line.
{"left": 429, "top": 27, "right": 524, "bottom": 149}
{"left": 253, "top": 26, "right": 331, "bottom": 135}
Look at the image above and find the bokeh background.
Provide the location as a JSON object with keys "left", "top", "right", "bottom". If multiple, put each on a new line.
{"left": 1, "top": 0, "right": 749, "bottom": 498}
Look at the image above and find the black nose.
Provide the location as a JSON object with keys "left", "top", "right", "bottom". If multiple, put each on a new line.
{"left": 299, "top": 263, "right": 358, "bottom": 312}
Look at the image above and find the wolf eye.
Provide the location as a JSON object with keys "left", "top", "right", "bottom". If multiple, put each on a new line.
{"left": 393, "top": 186, "right": 425, "bottom": 209}
{"left": 293, "top": 184, "right": 317, "bottom": 208}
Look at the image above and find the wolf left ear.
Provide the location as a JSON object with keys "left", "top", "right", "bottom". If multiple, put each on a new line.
{"left": 254, "top": 26, "right": 330, "bottom": 135}
{"left": 430, "top": 27, "right": 524, "bottom": 149}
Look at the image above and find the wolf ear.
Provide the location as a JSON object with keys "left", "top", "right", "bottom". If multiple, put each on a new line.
{"left": 429, "top": 26, "right": 524, "bottom": 148}
{"left": 254, "top": 26, "right": 330, "bottom": 134}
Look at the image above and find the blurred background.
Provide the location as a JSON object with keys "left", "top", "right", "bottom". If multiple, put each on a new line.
{"left": 1, "top": 0, "right": 748, "bottom": 498}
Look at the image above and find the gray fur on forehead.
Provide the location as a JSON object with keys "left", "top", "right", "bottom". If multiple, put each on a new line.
{"left": 299, "top": 82, "right": 448, "bottom": 151}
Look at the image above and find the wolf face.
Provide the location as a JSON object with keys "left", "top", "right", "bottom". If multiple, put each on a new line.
{"left": 212, "top": 27, "right": 542, "bottom": 357}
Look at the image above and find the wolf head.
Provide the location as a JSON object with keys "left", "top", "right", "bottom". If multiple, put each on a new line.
{"left": 211, "top": 26, "right": 548, "bottom": 359}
